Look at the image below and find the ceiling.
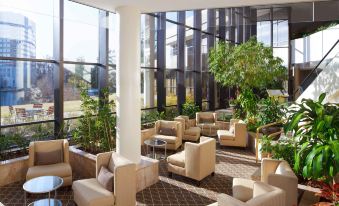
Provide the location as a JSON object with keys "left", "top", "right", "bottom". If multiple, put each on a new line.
{"left": 72, "top": 0, "right": 324, "bottom": 13}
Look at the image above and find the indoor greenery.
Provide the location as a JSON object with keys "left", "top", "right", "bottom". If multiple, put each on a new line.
{"left": 73, "top": 87, "right": 116, "bottom": 154}
{"left": 258, "top": 98, "right": 285, "bottom": 125}
{"left": 182, "top": 102, "right": 201, "bottom": 119}
{"left": 285, "top": 93, "right": 339, "bottom": 183}
{"left": 209, "top": 37, "right": 287, "bottom": 91}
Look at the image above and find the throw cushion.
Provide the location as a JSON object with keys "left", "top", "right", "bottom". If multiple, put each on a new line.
{"left": 200, "top": 117, "right": 214, "bottom": 124}
{"left": 35, "top": 149, "right": 63, "bottom": 165}
{"left": 97, "top": 166, "right": 114, "bottom": 192}
{"left": 159, "top": 127, "right": 176, "bottom": 136}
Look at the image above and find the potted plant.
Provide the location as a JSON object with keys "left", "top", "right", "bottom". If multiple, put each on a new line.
{"left": 260, "top": 135, "right": 274, "bottom": 158}
{"left": 285, "top": 93, "right": 339, "bottom": 184}
{"left": 182, "top": 101, "right": 200, "bottom": 120}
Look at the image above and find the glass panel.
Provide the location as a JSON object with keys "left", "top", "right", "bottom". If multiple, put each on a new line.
{"left": 165, "top": 70, "right": 177, "bottom": 106}
{"left": 166, "top": 12, "right": 177, "bottom": 22}
{"left": 64, "top": 0, "right": 99, "bottom": 63}
{"left": 185, "top": 28, "right": 194, "bottom": 71}
{"left": 0, "top": 0, "right": 54, "bottom": 59}
{"left": 273, "top": 48, "right": 288, "bottom": 67}
{"left": 202, "top": 101, "right": 209, "bottom": 111}
{"left": 185, "top": 71, "right": 194, "bottom": 102}
{"left": 186, "top": 10, "right": 194, "bottom": 28}
{"left": 202, "top": 72, "right": 208, "bottom": 101}
{"left": 109, "top": 12, "right": 118, "bottom": 66}
{"left": 202, "top": 9, "right": 207, "bottom": 31}
{"left": 63, "top": 64, "right": 99, "bottom": 118}
{"left": 141, "top": 14, "right": 157, "bottom": 67}
{"left": 166, "top": 21, "right": 177, "bottom": 69}
{"left": 201, "top": 36, "right": 208, "bottom": 71}
{"left": 141, "top": 69, "right": 157, "bottom": 108}
{"left": 257, "top": 21, "right": 271, "bottom": 46}
{"left": 273, "top": 20, "right": 288, "bottom": 47}
{"left": 108, "top": 66, "right": 116, "bottom": 109}
{"left": 0, "top": 60, "right": 55, "bottom": 125}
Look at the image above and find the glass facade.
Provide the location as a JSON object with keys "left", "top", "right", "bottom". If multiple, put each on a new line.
{"left": 5, "top": 0, "right": 329, "bottom": 139}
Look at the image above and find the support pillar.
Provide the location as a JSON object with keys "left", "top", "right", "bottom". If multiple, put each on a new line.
{"left": 116, "top": 6, "right": 141, "bottom": 164}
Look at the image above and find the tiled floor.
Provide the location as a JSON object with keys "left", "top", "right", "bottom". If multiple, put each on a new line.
{"left": 0, "top": 146, "right": 259, "bottom": 206}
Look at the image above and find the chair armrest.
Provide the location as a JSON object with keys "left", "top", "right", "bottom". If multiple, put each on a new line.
{"left": 215, "top": 121, "right": 230, "bottom": 130}
{"left": 213, "top": 113, "right": 218, "bottom": 123}
{"left": 28, "top": 142, "right": 35, "bottom": 167}
{"left": 268, "top": 173, "right": 298, "bottom": 205}
{"left": 261, "top": 158, "right": 282, "bottom": 183}
{"left": 217, "top": 194, "right": 247, "bottom": 206}
{"left": 63, "top": 139, "right": 69, "bottom": 163}
{"left": 112, "top": 153, "right": 136, "bottom": 206}
{"left": 176, "top": 121, "right": 183, "bottom": 143}
{"left": 96, "top": 151, "right": 113, "bottom": 177}
{"left": 232, "top": 178, "right": 255, "bottom": 202}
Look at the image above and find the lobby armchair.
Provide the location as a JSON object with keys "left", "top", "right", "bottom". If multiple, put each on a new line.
{"left": 217, "top": 119, "right": 248, "bottom": 148}
{"left": 196, "top": 112, "right": 219, "bottom": 136}
{"left": 208, "top": 178, "right": 285, "bottom": 206}
{"left": 174, "top": 115, "right": 201, "bottom": 142}
{"left": 261, "top": 158, "right": 298, "bottom": 206}
{"left": 26, "top": 139, "right": 72, "bottom": 186}
{"left": 152, "top": 120, "right": 183, "bottom": 150}
{"left": 72, "top": 152, "right": 136, "bottom": 206}
{"left": 167, "top": 137, "right": 216, "bottom": 185}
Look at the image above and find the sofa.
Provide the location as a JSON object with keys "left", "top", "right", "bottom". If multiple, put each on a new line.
{"left": 152, "top": 120, "right": 183, "bottom": 150}
{"left": 174, "top": 115, "right": 201, "bottom": 142}
{"left": 167, "top": 136, "right": 216, "bottom": 185}
{"left": 196, "top": 112, "right": 219, "bottom": 136}
{"left": 209, "top": 178, "right": 286, "bottom": 206}
{"left": 72, "top": 152, "right": 136, "bottom": 206}
{"left": 217, "top": 119, "right": 248, "bottom": 147}
{"left": 26, "top": 139, "right": 72, "bottom": 186}
{"left": 261, "top": 158, "right": 298, "bottom": 206}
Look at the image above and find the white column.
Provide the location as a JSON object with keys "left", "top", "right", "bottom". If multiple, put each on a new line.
{"left": 116, "top": 6, "right": 141, "bottom": 164}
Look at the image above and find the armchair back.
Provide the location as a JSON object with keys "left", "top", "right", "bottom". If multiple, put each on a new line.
{"left": 196, "top": 112, "right": 217, "bottom": 125}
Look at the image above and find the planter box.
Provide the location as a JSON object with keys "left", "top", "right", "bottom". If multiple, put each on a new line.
{"left": 0, "top": 156, "right": 28, "bottom": 187}
{"left": 69, "top": 146, "right": 96, "bottom": 178}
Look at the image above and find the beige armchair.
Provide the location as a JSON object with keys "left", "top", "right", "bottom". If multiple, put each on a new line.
{"left": 209, "top": 178, "right": 285, "bottom": 206}
{"left": 167, "top": 137, "right": 216, "bottom": 185}
{"left": 196, "top": 112, "right": 219, "bottom": 136}
{"left": 72, "top": 152, "right": 136, "bottom": 206}
{"left": 217, "top": 119, "right": 248, "bottom": 148}
{"left": 152, "top": 120, "right": 183, "bottom": 150}
{"left": 26, "top": 139, "right": 72, "bottom": 186}
{"left": 261, "top": 158, "right": 298, "bottom": 206}
{"left": 174, "top": 115, "right": 201, "bottom": 142}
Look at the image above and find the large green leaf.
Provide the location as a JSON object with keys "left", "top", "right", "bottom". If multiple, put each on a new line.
{"left": 318, "top": 93, "right": 326, "bottom": 103}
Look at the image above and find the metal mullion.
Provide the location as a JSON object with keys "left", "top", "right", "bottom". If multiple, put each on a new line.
{"left": 207, "top": 9, "right": 215, "bottom": 111}
{"left": 0, "top": 120, "right": 55, "bottom": 129}
{"left": 156, "top": 12, "right": 166, "bottom": 112}
{"left": 0, "top": 56, "right": 57, "bottom": 63}
{"left": 98, "top": 11, "right": 109, "bottom": 103}
{"left": 53, "top": 0, "right": 64, "bottom": 137}
{"left": 63, "top": 60, "right": 103, "bottom": 67}
{"left": 177, "top": 11, "right": 186, "bottom": 114}
{"left": 193, "top": 10, "right": 202, "bottom": 109}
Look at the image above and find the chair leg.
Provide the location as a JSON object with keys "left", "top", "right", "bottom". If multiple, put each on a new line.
{"left": 195, "top": 180, "right": 201, "bottom": 187}
{"left": 211, "top": 172, "right": 215, "bottom": 177}
{"left": 168, "top": 172, "right": 172, "bottom": 178}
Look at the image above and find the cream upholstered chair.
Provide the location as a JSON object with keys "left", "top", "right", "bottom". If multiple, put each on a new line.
{"left": 152, "top": 120, "right": 183, "bottom": 150}
{"left": 26, "top": 139, "right": 72, "bottom": 186}
{"left": 174, "top": 115, "right": 201, "bottom": 142}
{"left": 209, "top": 178, "right": 285, "bottom": 206}
{"left": 261, "top": 158, "right": 298, "bottom": 206}
{"left": 72, "top": 152, "right": 136, "bottom": 206}
{"left": 196, "top": 112, "right": 219, "bottom": 136}
{"left": 167, "top": 136, "right": 216, "bottom": 185}
{"left": 217, "top": 119, "right": 248, "bottom": 148}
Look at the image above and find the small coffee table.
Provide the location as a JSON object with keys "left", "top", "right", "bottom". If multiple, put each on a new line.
{"left": 23, "top": 176, "right": 63, "bottom": 206}
{"left": 144, "top": 138, "right": 167, "bottom": 160}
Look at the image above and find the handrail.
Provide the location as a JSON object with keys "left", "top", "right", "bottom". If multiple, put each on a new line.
{"left": 255, "top": 121, "right": 283, "bottom": 163}
{"left": 294, "top": 39, "right": 339, "bottom": 96}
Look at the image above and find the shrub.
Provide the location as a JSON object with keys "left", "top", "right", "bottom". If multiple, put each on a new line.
{"left": 182, "top": 102, "right": 200, "bottom": 119}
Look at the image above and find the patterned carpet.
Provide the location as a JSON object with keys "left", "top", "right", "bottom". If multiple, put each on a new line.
{"left": 0, "top": 145, "right": 260, "bottom": 206}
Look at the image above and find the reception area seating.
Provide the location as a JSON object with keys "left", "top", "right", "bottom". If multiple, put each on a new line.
{"left": 72, "top": 152, "right": 136, "bottom": 206}
{"left": 174, "top": 115, "right": 201, "bottom": 142}
{"left": 167, "top": 136, "right": 216, "bottom": 185}
{"left": 261, "top": 158, "right": 298, "bottom": 206}
{"left": 196, "top": 112, "right": 219, "bottom": 136}
{"left": 152, "top": 120, "right": 183, "bottom": 150}
{"left": 217, "top": 119, "right": 248, "bottom": 148}
{"left": 26, "top": 139, "right": 72, "bottom": 186}
{"left": 209, "top": 178, "right": 286, "bottom": 206}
